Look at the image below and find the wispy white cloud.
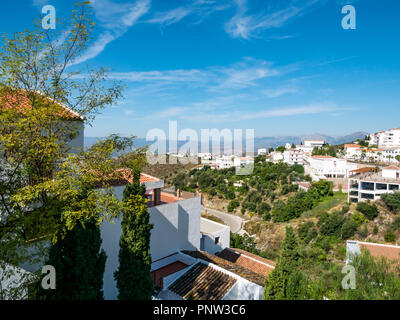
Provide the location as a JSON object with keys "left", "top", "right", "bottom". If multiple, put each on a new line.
{"left": 153, "top": 106, "right": 188, "bottom": 118}
{"left": 107, "top": 69, "right": 207, "bottom": 83}
{"left": 213, "top": 58, "right": 283, "bottom": 90}
{"left": 69, "top": 0, "right": 150, "bottom": 66}
{"left": 263, "top": 87, "right": 299, "bottom": 98}
{"left": 147, "top": 7, "right": 192, "bottom": 25}
{"left": 146, "top": 0, "right": 231, "bottom": 27}
{"left": 225, "top": 0, "right": 319, "bottom": 39}
{"left": 101, "top": 57, "right": 292, "bottom": 91}
{"left": 154, "top": 102, "right": 340, "bottom": 123}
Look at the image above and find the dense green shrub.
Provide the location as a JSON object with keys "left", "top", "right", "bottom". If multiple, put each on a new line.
{"left": 298, "top": 221, "right": 318, "bottom": 244}
{"left": 227, "top": 200, "right": 240, "bottom": 212}
{"left": 392, "top": 217, "right": 400, "bottom": 230}
{"left": 356, "top": 201, "right": 379, "bottom": 220}
{"left": 318, "top": 211, "right": 344, "bottom": 238}
{"left": 341, "top": 219, "right": 358, "bottom": 240}
{"left": 385, "top": 230, "right": 396, "bottom": 242}
{"left": 381, "top": 192, "right": 400, "bottom": 214}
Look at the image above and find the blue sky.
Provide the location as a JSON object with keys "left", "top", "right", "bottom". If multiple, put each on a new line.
{"left": 2, "top": 0, "right": 400, "bottom": 138}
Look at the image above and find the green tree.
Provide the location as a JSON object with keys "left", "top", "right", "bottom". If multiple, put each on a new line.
{"left": 264, "top": 226, "right": 306, "bottom": 300}
{"left": 0, "top": 1, "right": 127, "bottom": 297}
{"left": 37, "top": 218, "right": 106, "bottom": 300}
{"left": 114, "top": 169, "right": 154, "bottom": 300}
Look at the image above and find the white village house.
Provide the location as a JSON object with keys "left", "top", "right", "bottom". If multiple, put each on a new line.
{"left": 305, "top": 155, "right": 358, "bottom": 180}
{"left": 296, "top": 139, "right": 325, "bottom": 154}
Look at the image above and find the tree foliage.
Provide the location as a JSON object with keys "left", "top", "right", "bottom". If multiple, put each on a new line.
{"left": 114, "top": 168, "right": 153, "bottom": 300}
{"left": 264, "top": 226, "right": 306, "bottom": 300}
{"left": 37, "top": 218, "right": 106, "bottom": 300}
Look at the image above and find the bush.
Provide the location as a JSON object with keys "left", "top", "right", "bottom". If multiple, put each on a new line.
{"left": 257, "top": 202, "right": 271, "bottom": 215}
{"left": 356, "top": 202, "right": 379, "bottom": 220}
{"left": 351, "top": 212, "right": 366, "bottom": 226}
{"left": 381, "top": 192, "right": 400, "bottom": 214}
{"left": 385, "top": 230, "right": 396, "bottom": 243}
{"left": 373, "top": 225, "right": 379, "bottom": 234}
{"left": 227, "top": 200, "right": 240, "bottom": 212}
{"left": 341, "top": 219, "right": 358, "bottom": 240}
{"left": 263, "top": 212, "right": 271, "bottom": 221}
{"left": 341, "top": 204, "right": 350, "bottom": 214}
{"left": 298, "top": 221, "right": 318, "bottom": 244}
{"left": 357, "top": 224, "right": 368, "bottom": 239}
{"left": 392, "top": 217, "right": 400, "bottom": 230}
{"left": 318, "top": 211, "right": 344, "bottom": 238}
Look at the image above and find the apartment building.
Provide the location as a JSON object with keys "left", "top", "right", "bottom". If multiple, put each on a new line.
{"left": 283, "top": 149, "right": 305, "bottom": 165}
{"left": 344, "top": 144, "right": 400, "bottom": 164}
{"left": 348, "top": 166, "right": 400, "bottom": 203}
{"left": 369, "top": 128, "right": 400, "bottom": 148}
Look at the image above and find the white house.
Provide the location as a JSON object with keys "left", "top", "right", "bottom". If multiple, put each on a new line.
{"left": 283, "top": 149, "right": 304, "bottom": 165}
{"left": 100, "top": 172, "right": 234, "bottom": 299}
{"left": 305, "top": 155, "right": 358, "bottom": 179}
{"left": 215, "top": 155, "right": 234, "bottom": 169}
{"left": 257, "top": 148, "right": 267, "bottom": 155}
{"left": 344, "top": 144, "right": 362, "bottom": 160}
{"left": 233, "top": 156, "right": 254, "bottom": 168}
{"left": 268, "top": 151, "right": 284, "bottom": 163}
{"left": 296, "top": 139, "right": 325, "bottom": 154}
{"left": 156, "top": 248, "right": 274, "bottom": 300}
{"left": 382, "top": 166, "right": 400, "bottom": 179}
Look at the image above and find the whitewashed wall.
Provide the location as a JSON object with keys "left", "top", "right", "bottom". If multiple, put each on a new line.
{"left": 100, "top": 185, "right": 202, "bottom": 300}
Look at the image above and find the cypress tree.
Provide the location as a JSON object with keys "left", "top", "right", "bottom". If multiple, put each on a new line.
{"left": 264, "top": 226, "right": 306, "bottom": 300}
{"left": 38, "top": 219, "right": 107, "bottom": 300}
{"left": 114, "top": 168, "right": 153, "bottom": 300}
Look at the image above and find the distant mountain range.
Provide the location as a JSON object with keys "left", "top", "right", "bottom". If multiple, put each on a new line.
{"left": 84, "top": 131, "right": 368, "bottom": 153}
{"left": 252, "top": 131, "right": 368, "bottom": 149}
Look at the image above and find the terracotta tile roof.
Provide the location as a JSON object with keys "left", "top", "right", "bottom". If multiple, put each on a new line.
{"left": 140, "top": 173, "right": 161, "bottom": 183}
{"left": 168, "top": 262, "right": 237, "bottom": 300}
{"left": 216, "top": 248, "right": 275, "bottom": 277}
{"left": 358, "top": 241, "right": 400, "bottom": 261}
{"left": 350, "top": 167, "right": 377, "bottom": 174}
{"left": 384, "top": 166, "right": 400, "bottom": 171}
{"left": 160, "top": 192, "right": 180, "bottom": 204}
{"left": 344, "top": 144, "right": 361, "bottom": 148}
{"left": 104, "top": 169, "right": 160, "bottom": 187}
{"left": 0, "top": 90, "right": 83, "bottom": 120}
{"left": 182, "top": 250, "right": 265, "bottom": 286}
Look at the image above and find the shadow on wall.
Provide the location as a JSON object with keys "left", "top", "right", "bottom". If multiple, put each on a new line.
{"left": 150, "top": 200, "right": 199, "bottom": 262}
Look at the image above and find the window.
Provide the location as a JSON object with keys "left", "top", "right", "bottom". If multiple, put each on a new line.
{"left": 215, "top": 236, "right": 220, "bottom": 245}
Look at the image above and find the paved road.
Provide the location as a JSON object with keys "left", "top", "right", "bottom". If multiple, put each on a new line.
{"left": 203, "top": 207, "right": 248, "bottom": 235}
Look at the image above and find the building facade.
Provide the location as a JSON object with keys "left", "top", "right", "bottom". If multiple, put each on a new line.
{"left": 348, "top": 166, "right": 400, "bottom": 203}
